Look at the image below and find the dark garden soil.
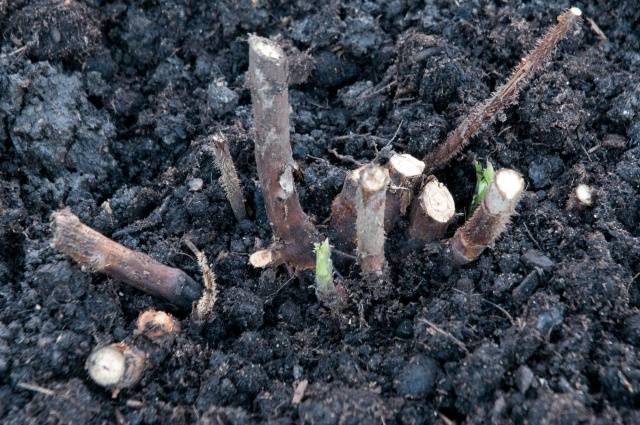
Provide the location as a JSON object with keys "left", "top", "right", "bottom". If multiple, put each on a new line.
{"left": 1, "top": 0, "right": 639, "bottom": 424}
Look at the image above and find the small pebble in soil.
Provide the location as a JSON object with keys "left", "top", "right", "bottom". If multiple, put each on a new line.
{"left": 515, "top": 365, "right": 535, "bottom": 393}
{"left": 528, "top": 156, "right": 563, "bottom": 189}
{"left": 207, "top": 80, "right": 239, "bottom": 118}
{"left": 393, "top": 355, "right": 438, "bottom": 398}
{"left": 521, "top": 250, "right": 555, "bottom": 271}
{"left": 512, "top": 270, "right": 540, "bottom": 304}
{"left": 188, "top": 178, "right": 203, "bottom": 192}
{"left": 623, "top": 314, "right": 640, "bottom": 346}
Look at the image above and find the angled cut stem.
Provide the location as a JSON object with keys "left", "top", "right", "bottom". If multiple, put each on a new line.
{"left": 356, "top": 164, "right": 390, "bottom": 277}
{"left": 448, "top": 169, "right": 525, "bottom": 266}
{"left": 210, "top": 133, "right": 246, "bottom": 221}
{"left": 408, "top": 177, "right": 455, "bottom": 242}
{"left": 424, "top": 7, "right": 582, "bottom": 172}
{"left": 248, "top": 35, "right": 319, "bottom": 270}
{"left": 51, "top": 209, "right": 201, "bottom": 309}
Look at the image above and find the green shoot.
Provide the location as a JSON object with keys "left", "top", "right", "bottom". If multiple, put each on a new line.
{"left": 314, "top": 238, "right": 335, "bottom": 296}
{"left": 471, "top": 160, "right": 495, "bottom": 212}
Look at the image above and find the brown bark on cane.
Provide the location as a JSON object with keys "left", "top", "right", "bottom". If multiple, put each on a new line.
{"left": 329, "top": 166, "right": 364, "bottom": 252}
{"left": 448, "top": 169, "right": 524, "bottom": 266}
{"left": 51, "top": 209, "right": 201, "bottom": 309}
{"left": 408, "top": 177, "right": 455, "bottom": 242}
{"left": 247, "top": 35, "right": 319, "bottom": 270}
{"left": 424, "top": 8, "right": 582, "bottom": 172}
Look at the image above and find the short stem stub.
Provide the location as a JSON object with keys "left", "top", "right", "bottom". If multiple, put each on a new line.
{"left": 408, "top": 177, "right": 455, "bottom": 242}
{"left": 385, "top": 153, "right": 426, "bottom": 231}
{"left": 87, "top": 309, "right": 181, "bottom": 397}
{"left": 356, "top": 164, "right": 390, "bottom": 277}
{"left": 448, "top": 169, "right": 525, "bottom": 266}
{"left": 86, "top": 343, "right": 146, "bottom": 398}
{"left": 565, "top": 183, "right": 593, "bottom": 210}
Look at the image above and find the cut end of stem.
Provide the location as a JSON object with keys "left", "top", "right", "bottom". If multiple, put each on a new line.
{"left": 569, "top": 7, "right": 582, "bottom": 17}
{"left": 495, "top": 169, "right": 525, "bottom": 201}
{"left": 249, "top": 248, "right": 281, "bottom": 268}
{"left": 421, "top": 179, "right": 456, "bottom": 224}
{"left": 361, "top": 166, "right": 390, "bottom": 193}
{"left": 388, "top": 154, "right": 425, "bottom": 178}
{"left": 86, "top": 345, "right": 125, "bottom": 387}
{"left": 575, "top": 184, "right": 593, "bottom": 206}
{"left": 249, "top": 35, "right": 284, "bottom": 61}
{"left": 86, "top": 343, "right": 146, "bottom": 395}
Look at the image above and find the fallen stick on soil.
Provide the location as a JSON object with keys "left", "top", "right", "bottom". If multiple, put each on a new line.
{"left": 424, "top": 7, "right": 582, "bottom": 172}
{"left": 247, "top": 35, "right": 319, "bottom": 270}
{"left": 408, "top": 177, "right": 455, "bottom": 243}
{"left": 51, "top": 209, "right": 201, "bottom": 309}
{"left": 565, "top": 183, "right": 593, "bottom": 210}
{"left": 210, "top": 133, "right": 247, "bottom": 221}
{"left": 356, "top": 164, "right": 390, "bottom": 277}
{"left": 86, "top": 310, "right": 180, "bottom": 397}
{"left": 447, "top": 169, "right": 524, "bottom": 266}
{"left": 385, "top": 153, "right": 426, "bottom": 230}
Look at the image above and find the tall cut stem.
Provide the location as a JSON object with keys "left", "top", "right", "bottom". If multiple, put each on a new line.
{"left": 248, "top": 35, "right": 319, "bottom": 270}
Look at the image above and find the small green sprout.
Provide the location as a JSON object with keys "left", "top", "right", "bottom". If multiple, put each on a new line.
{"left": 471, "top": 160, "right": 495, "bottom": 212}
{"left": 314, "top": 238, "right": 335, "bottom": 296}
